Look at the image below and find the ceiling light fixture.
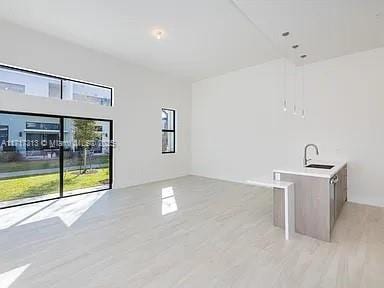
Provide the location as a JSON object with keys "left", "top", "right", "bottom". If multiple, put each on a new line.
{"left": 152, "top": 28, "right": 166, "bottom": 40}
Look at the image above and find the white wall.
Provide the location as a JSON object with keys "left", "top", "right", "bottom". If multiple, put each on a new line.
{"left": 192, "top": 47, "right": 384, "bottom": 207}
{"left": 3, "top": 18, "right": 384, "bottom": 207}
{"left": 0, "top": 20, "right": 191, "bottom": 188}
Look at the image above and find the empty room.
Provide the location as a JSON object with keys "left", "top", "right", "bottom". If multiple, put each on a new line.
{"left": 0, "top": 0, "right": 384, "bottom": 287}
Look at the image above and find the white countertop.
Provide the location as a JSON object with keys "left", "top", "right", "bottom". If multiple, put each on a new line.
{"left": 273, "top": 161, "right": 347, "bottom": 179}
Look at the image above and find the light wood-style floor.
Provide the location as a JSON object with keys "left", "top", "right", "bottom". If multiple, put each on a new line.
{"left": 0, "top": 176, "right": 383, "bottom": 288}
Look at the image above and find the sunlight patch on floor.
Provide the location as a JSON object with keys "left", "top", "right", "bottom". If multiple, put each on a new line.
{"left": 161, "top": 186, "right": 178, "bottom": 215}
{"left": 0, "top": 190, "right": 108, "bottom": 230}
{"left": 0, "top": 264, "right": 30, "bottom": 288}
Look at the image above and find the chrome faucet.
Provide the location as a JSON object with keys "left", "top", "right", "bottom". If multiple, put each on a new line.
{"left": 304, "top": 144, "right": 319, "bottom": 167}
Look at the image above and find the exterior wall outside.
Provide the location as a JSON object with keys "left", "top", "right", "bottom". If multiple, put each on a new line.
{"left": 0, "top": 68, "right": 54, "bottom": 97}
{"left": 0, "top": 114, "right": 110, "bottom": 156}
{"left": 0, "top": 114, "right": 59, "bottom": 154}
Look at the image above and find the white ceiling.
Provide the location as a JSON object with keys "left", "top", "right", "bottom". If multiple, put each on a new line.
{"left": 234, "top": 0, "right": 384, "bottom": 66}
{"left": 0, "top": 0, "right": 279, "bottom": 82}
{"left": 0, "top": 0, "right": 383, "bottom": 81}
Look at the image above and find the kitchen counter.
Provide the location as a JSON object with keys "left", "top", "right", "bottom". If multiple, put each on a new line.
{"left": 273, "top": 161, "right": 347, "bottom": 179}
{"left": 273, "top": 161, "right": 348, "bottom": 241}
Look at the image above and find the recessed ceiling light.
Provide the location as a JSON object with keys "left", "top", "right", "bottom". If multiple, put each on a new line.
{"left": 292, "top": 44, "right": 299, "bottom": 49}
{"left": 300, "top": 54, "right": 307, "bottom": 58}
{"left": 152, "top": 28, "right": 166, "bottom": 40}
{"left": 282, "top": 32, "right": 290, "bottom": 37}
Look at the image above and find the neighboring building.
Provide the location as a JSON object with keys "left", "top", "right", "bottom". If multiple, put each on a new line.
{"left": 0, "top": 66, "right": 111, "bottom": 106}
{"left": 0, "top": 114, "right": 110, "bottom": 159}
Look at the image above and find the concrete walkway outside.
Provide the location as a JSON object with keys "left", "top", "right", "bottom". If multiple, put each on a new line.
{"left": 0, "top": 164, "right": 107, "bottom": 179}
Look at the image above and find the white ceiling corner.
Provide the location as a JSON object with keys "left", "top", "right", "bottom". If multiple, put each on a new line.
{"left": 234, "top": 0, "right": 384, "bottom": 66}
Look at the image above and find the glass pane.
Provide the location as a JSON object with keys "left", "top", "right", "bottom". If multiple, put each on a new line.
{"left": 63, "top": 118, "right": 110, "bottom": 195}
{"left": 0, "top": 113, "right": 60, "bottom": 208}
{"left": 0, "top": 67, "right": 61, "bottom": 98}
{"left": 162, "top": 109, "right": 174, "bottom": 130}
{"left": 62, "top": 80, "right": 111, "bottom": 106}
{"left": 162, "top": 132, "right": 175, "bottom": 153}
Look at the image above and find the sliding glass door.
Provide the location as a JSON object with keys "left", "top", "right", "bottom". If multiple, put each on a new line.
{"left": 63, "top": 118, "right": 111, "bottom": 195}
{"left": 0, "top": 113, "right": 61, "bottom": 207}
{"left": 0, "top": 111, "right": 112, "bottom": 208}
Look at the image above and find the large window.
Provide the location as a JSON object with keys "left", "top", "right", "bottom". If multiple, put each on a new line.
{"left": 0, "top": 111, "right": 113, "bottom": 209}
{"left": 0, "top": 65, "right": 112, "bottom": 106}
{"left": 162, "top": 108, "right": 175, "bottom": 153}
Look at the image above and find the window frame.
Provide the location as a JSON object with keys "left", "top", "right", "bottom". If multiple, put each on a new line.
{"left": 0, "top": 110, "right": 113, "bottom": 209}
{"left": 0, "top": 63, "right": 113, "bottom": 106}
{"left": 161, "top": 108, "right": 176, "bottom": 154}
{"left": 0, "top": 125, "right": 9, "bottom": 147}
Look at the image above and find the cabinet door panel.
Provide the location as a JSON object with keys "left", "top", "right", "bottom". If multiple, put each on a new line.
{"left": 279, "top": 173, "right": 330, "bottom": 241}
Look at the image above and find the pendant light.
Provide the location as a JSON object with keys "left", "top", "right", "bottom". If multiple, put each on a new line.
{"left": 281, "top": 32, "right": 290, "bottom": 113}
{"left": 283, "top": 59, "right": 288, "bottom": 112}
{"left": 280, "top": 31, "right": 308, "bottom": 119}
{"left": 301, "top": 63, "right": 305, "bottom": 118}
{"left": 298, "top": 54, "right": 307, "bottom": 119}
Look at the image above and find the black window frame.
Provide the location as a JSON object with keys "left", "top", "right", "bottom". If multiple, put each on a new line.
{"left": 0, "top": 125, "right": 9, "bottom": 147}
{"left": 0, "top": 64, "right": 113, "bottom": 107}
{"left": 162, "top": 108, "right": 176, "bottom": 154}
{"left": 0, "top": 110, "right": 113, "bottom": 210}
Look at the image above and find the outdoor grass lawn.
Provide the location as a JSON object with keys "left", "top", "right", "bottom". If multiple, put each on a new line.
{"left": 0, "top": 168, "right": 109, "bottom": 202}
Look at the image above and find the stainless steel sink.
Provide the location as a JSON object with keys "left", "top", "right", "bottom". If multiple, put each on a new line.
{"left": 306, "top": 164, "right": 334, "bottom": 169}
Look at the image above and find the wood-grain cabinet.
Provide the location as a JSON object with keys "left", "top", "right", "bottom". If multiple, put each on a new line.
{"left": 273, "top": 165, "right": 347, "bottom": 242}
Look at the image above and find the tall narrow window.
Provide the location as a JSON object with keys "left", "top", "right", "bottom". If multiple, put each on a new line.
{"left": 162, "top": 109, "right": 175, "bottom": 153}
